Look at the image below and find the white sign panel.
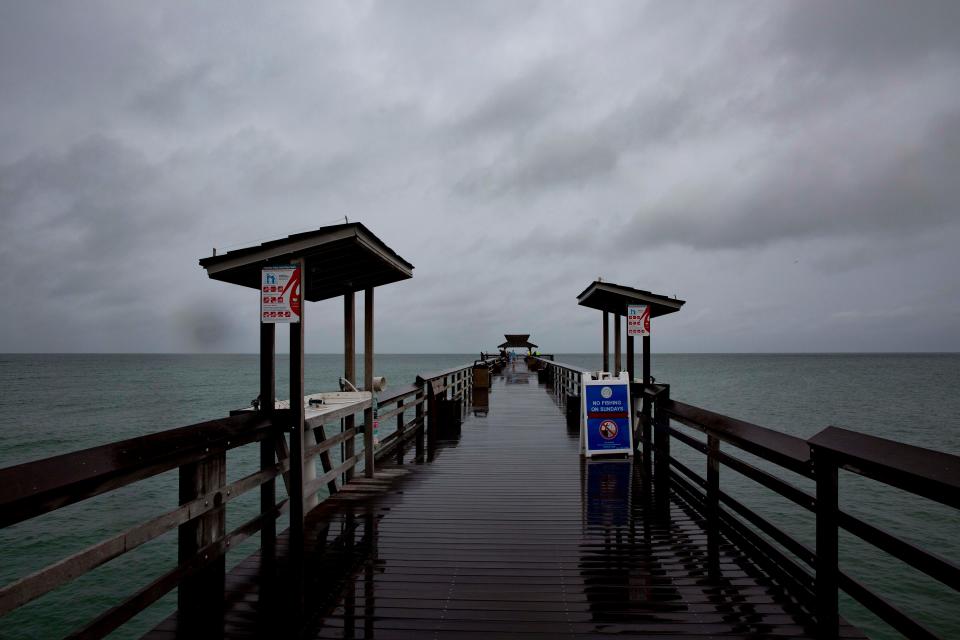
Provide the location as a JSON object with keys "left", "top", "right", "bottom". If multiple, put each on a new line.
{"left": 261, "top": 265, "right": 301, "bottom": 323}
{"left": 627, "top": 305, "right": 649, "bottom": 337}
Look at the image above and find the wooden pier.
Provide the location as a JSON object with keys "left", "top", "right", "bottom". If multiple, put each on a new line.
{"left": 1, "top": 223, "right": 958, "bottom": 639}
{"left": 145, "top": 358, "right": 867, "bottom": 639}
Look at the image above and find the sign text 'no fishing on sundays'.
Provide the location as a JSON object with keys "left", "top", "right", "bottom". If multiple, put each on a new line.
{"left": 582, "top": 375, "right": 633, "bottom": 457}
{"left": 261, "top": 265, "right": 301, "bottom": 323}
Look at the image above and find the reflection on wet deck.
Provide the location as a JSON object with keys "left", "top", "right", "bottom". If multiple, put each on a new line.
{"left": 308, "top": 360, "right": 836, "bottom": 639}
{"left": 150, "top": 360, "right": 849, "bottom": 639}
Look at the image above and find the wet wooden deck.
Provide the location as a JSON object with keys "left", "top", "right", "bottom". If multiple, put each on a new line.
{"left": 148, "top": 360, "right": 862, "bottom": 639}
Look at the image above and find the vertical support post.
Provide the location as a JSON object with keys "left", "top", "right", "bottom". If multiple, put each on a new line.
{"left": 707, "top": 434, "right": 721, "bottom": 570}
{"left": 642, "top": 334, "right": 651, "bottom": 384}
{"left": 415, "top": 386, "right": 425, "bottom": 461}
{"left": 602, "top": 311, "right": 609, "bottom": 372}
{"left": 259, "top": 322, "right": 276, "bottom": 566}
{"left": 641, "top": 333, "right": 652, "bottom": 466}
{"left": 289, "top": 270, "right": 306, "bottom": 520}
{"left": 706, "top": 435, "right": 720, "bottom": 520}
{"left": 344, "top": 292, "right": 355, "bottom": 482}
{"left": 178, "top": 452, "right": 226, "bottom": 632}
{"left": 614, "top": 313, "right": 621, "bottom": 376}
{"left": 427, "top": 381, "right": 438, "bottom": 460}
{"left": 396, "top": 399, "right": 405, "bottom": 465}
{"left": 288, "top": 258, "right": 306, "bottom": 619}
{"left": 364, "top": 287, "right": 375, "bottom": 478}
{"left": 654, "top": 385, "right": 671, "bottom": 514}
{"left": 627, "top": 333, "right": 637, "bottom": 444}
{"left": 814, "top": 448, "right": 839, "bottom": 639}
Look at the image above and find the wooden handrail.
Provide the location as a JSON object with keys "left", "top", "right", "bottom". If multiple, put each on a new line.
{"left": 0, "top": 411, "right": 285, "bottom": 528}
{"left": 661, "top": 399, "right": 812, "bottom": 476}
{"left": 416, "top": 361, "right": 475, "bottom": 382}
{"left": 809, "top": 426, "right": 960, "bottom": 509}
{"left": 377, "top": 382, "right": 421, "bottom": 405}
{"left": 531, "top": 357, "right": 590, "bottom": 374}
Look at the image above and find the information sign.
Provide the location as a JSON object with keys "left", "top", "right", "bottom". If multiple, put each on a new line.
{"left": 627, "top": 304, "right": 650, "bottom": 336}
{"left": 261, "top": 265, "right": 301, "bottom": 323}
{"left": 582, "top": 372, "right": 633, "bottom": 457}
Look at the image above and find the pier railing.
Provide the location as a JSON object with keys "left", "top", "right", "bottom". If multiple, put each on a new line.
{"left": 532, "top": 357, "right": 959, "bottom": 640}
{"left": 657, "top": 394, "right": 960, "bottom": 639}
{"left": 0, "top": 358, "right": 484, "bottom": 638}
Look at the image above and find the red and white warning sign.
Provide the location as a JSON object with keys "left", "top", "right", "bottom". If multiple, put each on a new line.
{"left": 261, "top": 265, "right": 301, "bottom": 323}
{"left": 627, "top": 305, "right": 649, "bottom": 336}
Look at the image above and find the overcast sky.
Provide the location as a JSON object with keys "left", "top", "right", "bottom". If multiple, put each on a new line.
{"left": 1, "top": 1, "right": 959, "bottom": 354}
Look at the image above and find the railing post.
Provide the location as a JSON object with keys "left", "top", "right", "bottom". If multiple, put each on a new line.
{"left": 707, "top": 435, "right": 720, "bottom": 521}
{"left": 707, "top": 434, "right": 721, "bottom": 571}
{"left": 178, "top": 452, "right": 226, "bottom": 633}
{"left": 814, "top": 447, "right": 840, "bottom": 639}
{"left": 427, "top": 381, "right": 438, "bottom": 460}
{"left": 396, "top": 399, "right": 404, "bottom": 465}
{"left": 415, "top": 386, "right": 425, "bottom": 461}
{"left": 641, "top": 388, "right": 653, "bottom": 478}
{"left": 654, "top": 385, "right": 671, "bottom": 513}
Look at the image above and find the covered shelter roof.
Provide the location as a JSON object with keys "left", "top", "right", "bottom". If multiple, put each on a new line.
{"left": 198, "top": 222, "right": 413, "bottom": 301}
{"left": 576, "top": 281, "right": 685, "bottom": 317}
{"left": 498, "top": 334, "right": 538, "bottom": 349}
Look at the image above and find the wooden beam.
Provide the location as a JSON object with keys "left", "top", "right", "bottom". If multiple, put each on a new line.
{"left": 288, "top": 259, "right": 306, "bottom": 559}
{"left": 259, "top": 322, "right": 276, "bottom": 564}
{"left": 614, "top": 313, "right": 621, "bottom": 376}
{"left": 344, "top": 291, "right": 356, "bottom": 482}
{"left": 642, "top": 334, "right": 651, "bottom": 385}
{"left": 602, "top": 312, "right": 609, "bottom": 373}
{"left": 364, "top": 287, "right": 375, "bottom": 478}
{"left": 177, "top": 452, "right": 226, "bottom": 633}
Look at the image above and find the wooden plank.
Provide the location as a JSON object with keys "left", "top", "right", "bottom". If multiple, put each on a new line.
{"left": 314, "top": 423, "right": 338, "bottom": 496}
{"left": 305, "top": 427, "right": 356, "bottom": 459}
{"left": 376, "top": 401, "right": 414, "bottom": 423}
{"left": 304, "top": 455, "right": 361, "bottom": 498}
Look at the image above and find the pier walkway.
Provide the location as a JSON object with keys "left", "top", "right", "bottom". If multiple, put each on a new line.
{"left": 152, "top": 359, "right": 850, "bottom": 639}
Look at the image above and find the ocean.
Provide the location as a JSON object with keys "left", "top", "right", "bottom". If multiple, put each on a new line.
{"left": 0, "top": 353, "right": 957, "bottom": 639}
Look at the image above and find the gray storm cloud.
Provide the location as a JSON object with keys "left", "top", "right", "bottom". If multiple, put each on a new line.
{"left": 0, "top": 1, "right": 958, "bottom": 354}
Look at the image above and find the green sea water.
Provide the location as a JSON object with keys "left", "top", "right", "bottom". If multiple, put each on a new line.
{"left": 0, "top": 353, "right": 958, "bottom": 639}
